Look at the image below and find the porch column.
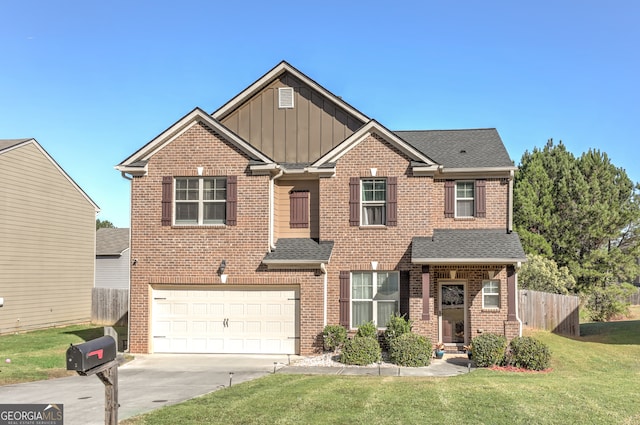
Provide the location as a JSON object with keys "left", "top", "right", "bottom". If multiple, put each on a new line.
{"left": 422, "top": 266, "right": 430, "bottom": 320}
{"left": 507, "top": 265, "right": 517, "bottom": 321}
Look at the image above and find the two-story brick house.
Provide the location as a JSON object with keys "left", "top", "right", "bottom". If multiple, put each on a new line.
{"left": 116, "top": 61, "right": 526, "bottom": 355}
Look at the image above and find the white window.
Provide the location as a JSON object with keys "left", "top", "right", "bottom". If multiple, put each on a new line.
{"left": 175, "top": 177, "right": 226, "bottom": 225}
{"left": 361, "top": 179, "right": 386, "bottom": 225}
{"left": 482, "top": 280, "right": 500, "bottom": 309}
{"left": 351, "top": 271, "right": 399, "bottom": 328}
{"left": 456, "top": 181, "right": 474, "bottom": 217}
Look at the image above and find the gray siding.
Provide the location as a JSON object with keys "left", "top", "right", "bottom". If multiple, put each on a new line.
{"left": 0, "top": 143, "right": 96, "bottom": 334}
{"left": 95, "top": 249, "right": 130, "bottom": 289}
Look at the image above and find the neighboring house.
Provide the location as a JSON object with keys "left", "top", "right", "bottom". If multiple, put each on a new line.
{"left": 116, "top": 61, "right": 527, "bottom": 355}
{"left": 95, "top": 228, "right": 130, "bottom": 289}
{"left": 0, "top": 138, "right": 99, "bottom": 334}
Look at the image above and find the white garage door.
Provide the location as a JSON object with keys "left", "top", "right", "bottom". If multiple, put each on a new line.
{"left": 152, "top": 286, "right": 299, "bottom": 354}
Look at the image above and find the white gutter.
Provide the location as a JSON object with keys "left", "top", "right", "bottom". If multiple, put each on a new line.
{"left": 269, "top": 167, "right": 284, "bottom": 250}
{"left": 508, "top": 169, "right": 514, "bottom": 232}
{"left": 321, "top": 263, "right": 328, "bottom": 327}
{"left": 515, "top": 264, "right": 523, "bottom": 336}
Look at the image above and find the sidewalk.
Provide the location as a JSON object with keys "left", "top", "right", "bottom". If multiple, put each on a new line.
{"left": 277, "top": 354, "right": 474, "bottom": 377}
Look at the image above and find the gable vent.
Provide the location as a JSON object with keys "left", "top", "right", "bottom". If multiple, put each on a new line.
{"left": 278, "top": 87, "right": 295, "bottom": 109}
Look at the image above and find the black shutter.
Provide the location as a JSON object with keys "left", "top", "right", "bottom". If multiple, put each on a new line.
{"left": 349, "top": 177, "right": 360, "bottom": 226}
{"left": 339, "top": 271, "right": 350, "bottom": 328}
{"left": 386, "top": 177, "right": 397, "bottom": 226}
{"left": 226, "top": 175, "right": 237, "bottom": 226}
{"left": 161, "top": 176, "right": 172, "bottom": 226}
{"left": 444, "top": 180, "right": 455, "bottom": 218}
{"left": 399, "top": 271, "right": 410, "bottom": 319}
{"left": 475, "top": 179, "right": 486, "bottom": 218}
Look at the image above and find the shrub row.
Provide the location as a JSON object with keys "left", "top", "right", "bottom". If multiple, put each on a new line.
{"left": 471, "top": 333, "right": 551, "bottom": 371}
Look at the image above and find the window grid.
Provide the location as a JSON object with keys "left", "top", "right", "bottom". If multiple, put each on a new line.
{"left": 482, "top": 279, "right": 500, "bottom": 309}
{"left": 361, "top": 179, "right": 386, "bottom": 225}
{"left": 456, "top": 181, "right": 475, "bottom": 217}
{"left": 351, "top": 271, "right": 399, "bottom": 329}
{"left": 175, "top": 177, "right": 226, "bottom": 225}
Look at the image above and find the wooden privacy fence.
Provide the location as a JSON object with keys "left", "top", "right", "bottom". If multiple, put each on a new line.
{"left": 92, "top": 288, "right": 129, "bottom": 326}
{"left": 628, "top": 288, "right": 640, "bottom": 305}
{"left": 518, "top": 289, "right": 580, "bottom": 337}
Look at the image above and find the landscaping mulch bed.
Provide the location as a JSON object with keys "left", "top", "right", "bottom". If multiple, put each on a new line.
{"left": 488, "top": 365, "right": 553, "bottom": 373}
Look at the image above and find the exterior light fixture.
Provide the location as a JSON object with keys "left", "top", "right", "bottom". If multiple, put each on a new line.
{"left": 218, "top": 260, "right": 228, "bottom": 283}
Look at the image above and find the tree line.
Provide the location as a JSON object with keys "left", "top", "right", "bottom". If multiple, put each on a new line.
{"left": 514, "top": 139, "right": 640, "bottom": 320}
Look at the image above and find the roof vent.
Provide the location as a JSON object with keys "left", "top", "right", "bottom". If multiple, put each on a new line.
{"left": 278, "top": 87, "right": 294, "bottom": 109}
{"left": 460, "top": 149, "right": 467, "bottom": 154}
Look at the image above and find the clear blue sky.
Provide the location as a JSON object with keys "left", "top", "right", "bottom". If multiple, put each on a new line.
{"left": 2, "top": 1, "right": 638, "bottom": 228}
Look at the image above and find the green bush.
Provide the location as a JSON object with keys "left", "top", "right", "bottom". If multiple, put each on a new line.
{"left": 505, "top": 336, "right": 551, "bottom": 371}
{"left": 388, "top": 333, "right": 432, "bottom": 367}
{"left": 471, "top": 333, "right": 507, "bottom": 367}
{"left": 340, "top": 337, "right": 381, "bottom": 365}
{"left": 322, "top": 324, "right": 347, "bottom": 352}
{"left": 586, "top": 283, "right": 636, "bottom": 322}
{"left": 384, "top": 313, "right": 412, "bottom": 347}
{"left": 355, "top": 321, "right": 378, "bottom": 339}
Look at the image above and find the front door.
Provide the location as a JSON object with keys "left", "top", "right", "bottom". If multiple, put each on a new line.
{"left": 440, "top": 282, "right": 465, "bottom": 344}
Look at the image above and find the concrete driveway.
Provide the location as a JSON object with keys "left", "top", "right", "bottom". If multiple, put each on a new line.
{"left": 0, "top": 354, "right": 293, "bottom": 425}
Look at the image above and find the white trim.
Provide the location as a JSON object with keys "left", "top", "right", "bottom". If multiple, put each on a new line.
{"left": 350, "top": 271, "right": 400, "bottom": 329}
{"left": 278, "top": 87, "right": 294, "bottom": 109}
{"left": 312, "top": 120, "right": 436, "bottom": 168}
{"left": 412, "top": 258, "right": 527, "bottom": 264}
{"left": 481, "top": 279, "right": 500, "bottom": 309}
{"left": 212, "top": 61, "right": 369, "bottom": 123}
{"left": 455, "top": 181, "right": 475, "bottom": 218}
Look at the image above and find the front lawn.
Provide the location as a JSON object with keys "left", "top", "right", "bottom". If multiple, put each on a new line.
{"left": 0, "top": 324, "right": 104, "bottom": 384}
{"left": 123, "top": 314, "right": 640, "bottom": 425}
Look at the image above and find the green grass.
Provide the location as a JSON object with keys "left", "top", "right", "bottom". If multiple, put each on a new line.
{"left": 0, "top": 324, "right": 104, "bottom": 384}
{"left": 123, "top": 310, "right": 640, "bottom": 425}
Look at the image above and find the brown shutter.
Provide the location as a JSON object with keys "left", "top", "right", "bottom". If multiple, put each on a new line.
{"left": 421, "top": 266, "right": 430, "bottom": 320}
{"left": 161, "top": 176, "right": 172, "bottom": 226}
{"left": 289, "top": 191, "right": 309, "bottom": 228}
{"left": 226, "top": 175, "right": 237, "bottom": 226}
{"left": 349, "top": 177, "right": 360, "bottom": 226}
{"left": 386, "top": 176, "right": 397, "bottom": 226}
{"left": 399, "top": 270, "right": 410, "bottom": 319}
{"left": 444, "top": 180, "right": 455, "bottom": 218}
{"left": 339, "top": 271, "right": 350, "bottom": 328}
{"left": 507, "top": 265, "right": 517, "bottom": 321}
{"left": 475, "top": 179, "right": 486, "bottom": 218}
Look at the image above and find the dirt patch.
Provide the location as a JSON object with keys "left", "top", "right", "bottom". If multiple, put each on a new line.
{"left": 488, "top": 365, "right": 553, "bottom": 373}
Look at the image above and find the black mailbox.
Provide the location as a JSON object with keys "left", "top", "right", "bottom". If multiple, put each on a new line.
{"left": 66, "top": 336, "right": 117, "bottom": 373}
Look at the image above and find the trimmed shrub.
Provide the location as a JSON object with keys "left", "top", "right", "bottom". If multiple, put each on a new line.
{"left": 355, "top": 321, "right": 378, "bottom": 339}
{"left": 340, "top": 337, "right": 381, "bottom": 365}
{"left": 322, "top": 324, "right": 347, "bottom": 352}
{"left": 384, "top": 313, "right": 412, "bottom": 347}
{"left": 506, "top": 336, "right": 551, "bottom": 371}
{"left": 471, "top": 333, "right": 507, "bottom": 367}
{"left": 388, "top": 333, "right": 432, "bottom": 367}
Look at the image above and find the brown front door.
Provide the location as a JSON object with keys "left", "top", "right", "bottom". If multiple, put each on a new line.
{"left": 440, "top": 283, "right": 465, "bottom": 344}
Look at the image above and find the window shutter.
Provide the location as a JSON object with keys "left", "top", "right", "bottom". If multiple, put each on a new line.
{"left": 289, "top": 191, "right": 309, "bottom": 228}
{"left": 226, "top": 175, "right": 237, "bottom": 226}
{"left": 339, "top": 271, "right": 350, "bottom": 328}
{"left": 386, "top": 176, "right": 398, "bottom": 226}
{"left": 475, "top": 179, "right": 486, "bottom": 218}
{"left": 161, "top": 176, "right": 172, "bottom": 226}
{"left": 422, "top": 266, "right": 430, "bottom": 320}
{"left": 349, "top": 177, "right": 360, "bottom": 226}
{"left": 400, "top": 270, "right": 410, "bottom": 319}
{"left": 444, "top": 180, "right": 455, "bottom": 218}
{"left": 507, "top": 265, "right": 517, "bottom": 321}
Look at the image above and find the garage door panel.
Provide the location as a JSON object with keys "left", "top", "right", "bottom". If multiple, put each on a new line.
{"left": 152, "top": 286, "right": 299, "bottom": 354}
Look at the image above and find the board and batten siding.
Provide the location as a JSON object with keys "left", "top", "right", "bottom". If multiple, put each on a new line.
{"left": 274, "top": 180, "right": 319, "bottom": 240}
{"left": 0, "top": 142, "right": 97, "bottom": 334}
{"left": 95, "top": 249, "right": 130, "bottom": 289}
{"left": 221, "top": 73, "right": 363, "bottom": 164}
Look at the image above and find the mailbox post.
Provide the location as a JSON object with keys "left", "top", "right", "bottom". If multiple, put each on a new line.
{"left": 66, "top": 336, "right": 119, "bottom": 425}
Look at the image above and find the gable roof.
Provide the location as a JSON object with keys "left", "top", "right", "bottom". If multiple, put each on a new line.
{"left": 1, "top": 138, "right": 100, "bottom": 212}
{"left": 412, "top": 229, "right": 526, "bottom": 264}
{"left": 396, "top": 129, "right": 516, "bottom": 171}
{"left": 212, "top": 61, "right": 369, "bottom": 124}
{"left": 96, "top": 228, "right": 130, "bottom": 256}
{"left": 115, "top": 108, "right": 274, "bottom": 176}
{"left": 312, "top": 120, "right": 439, "bottom": 172}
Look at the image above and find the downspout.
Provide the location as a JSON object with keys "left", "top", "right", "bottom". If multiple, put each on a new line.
{"left": 269, "top": 168, "right": 284, "bottom": 251}
{"left": 508, "top": 169, "right": 514, "bottom": 232}
{"left": 515, "top": 261, "right": 523, "bottom": 337}
{"left": 119, "top": 170, "right": 133, "bottom": 352}
{"left": 321, "top": 263, "right": 328, "bottom": 327}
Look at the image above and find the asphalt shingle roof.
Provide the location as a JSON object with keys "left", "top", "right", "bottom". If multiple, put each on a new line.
{"left": 412, "top": 229, "right": 526, "bottom": 262}
{"left": 0, "top": 139, "right": 31, "bottom": 152}
{"left": 263, "top": 239, "right": 334, "bottom": 263}
{"left": 395, "top": 129, "right": 514, "bottom": 169}
{"left": 96, "top": 228, "right": 130, "bottom": 256}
